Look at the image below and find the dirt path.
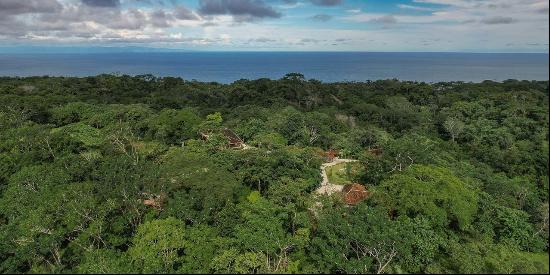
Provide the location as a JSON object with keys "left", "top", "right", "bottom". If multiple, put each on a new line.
{"left": 315, "top": 158, "right": 358, "bottom": 195}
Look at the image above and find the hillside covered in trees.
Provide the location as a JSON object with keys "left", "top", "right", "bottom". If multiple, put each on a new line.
{"left": 0, "top": 74, "right": 548, "bottom": 274}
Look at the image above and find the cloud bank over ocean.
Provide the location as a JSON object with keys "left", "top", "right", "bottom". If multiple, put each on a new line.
{"left": 0, "top": 0, "right": 548, "bottom": 52}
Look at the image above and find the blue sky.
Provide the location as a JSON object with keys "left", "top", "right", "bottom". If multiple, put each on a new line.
{"left": 0, "top": 0, "right": 548, "bottom": 52}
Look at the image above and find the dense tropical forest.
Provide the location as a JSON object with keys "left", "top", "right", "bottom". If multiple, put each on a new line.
{"left": 0, "top": 74, "right": 548, "bottom": 274}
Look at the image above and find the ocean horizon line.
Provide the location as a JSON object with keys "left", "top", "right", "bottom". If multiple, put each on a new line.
{"left": 0, "top": 47, "right": 548, "bottom": 55}
{"left": 1, "top": 52, "right": 547, "bottom": 83}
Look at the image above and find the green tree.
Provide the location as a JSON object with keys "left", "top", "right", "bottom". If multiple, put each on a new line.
{"left": 375, "top": 165, "right": 479, "bottom": 230}
{"left": 128, "top": 217, "right": 186, "bottom": 273}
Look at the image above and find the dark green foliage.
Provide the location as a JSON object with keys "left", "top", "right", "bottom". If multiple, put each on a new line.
{"left": 0, "top": 76, "right": 547, "bottom": 274}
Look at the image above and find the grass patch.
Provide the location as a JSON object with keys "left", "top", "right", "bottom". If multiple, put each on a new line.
{"left": 326, "top": 162, "right": 362, "bottom": 185}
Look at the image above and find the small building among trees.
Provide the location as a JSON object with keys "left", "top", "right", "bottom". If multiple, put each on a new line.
{"left": 200, "top": 128, "right": 244, "bottom": 149}
{"left": 341, "top": 183, "right": 369, "bottom": 205}
{"left": 142, "top": 192, "right": 167, "bottom": 210}
{"left": 324, "top": 149, "right": 339, "bottom": 162}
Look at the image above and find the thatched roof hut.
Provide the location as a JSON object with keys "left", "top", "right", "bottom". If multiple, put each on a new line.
{"left": 341, "top": 183, "right": 369, "bottom": 205}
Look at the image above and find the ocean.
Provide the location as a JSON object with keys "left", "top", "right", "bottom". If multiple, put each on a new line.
{"left": 0, "top": 52, "right": 547, "bottom": 83}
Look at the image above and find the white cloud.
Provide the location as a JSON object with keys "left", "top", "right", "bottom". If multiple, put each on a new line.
{"left": 341, "top": 0, "right": 548, "bottom": 51}
{"left": 397, "top": 4, "right": 434, "bottom": 11}
{"left": 0, "top": 0, "right": 547, "bottom": 52}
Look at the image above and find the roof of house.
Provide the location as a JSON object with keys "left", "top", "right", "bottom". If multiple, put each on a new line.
{"left": 221, "top": 128, "right": 243, "bottom": 144}
{"left": 200, "top": 128, "right": 244, "bottom": 148}
{"left": 341, "top": 183, "right": 369, "bottom": 205}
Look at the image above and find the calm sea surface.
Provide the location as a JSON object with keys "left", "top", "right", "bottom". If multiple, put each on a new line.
{"left": 0, "top": 52, "right": 547, "bottom": 83}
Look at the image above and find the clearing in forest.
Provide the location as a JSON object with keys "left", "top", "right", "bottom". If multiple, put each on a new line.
{"left": 316, "top": 158, "right": 359, "bottom": 195}
{"left": 325, "top": 162, "right": 363, "bottom": 185}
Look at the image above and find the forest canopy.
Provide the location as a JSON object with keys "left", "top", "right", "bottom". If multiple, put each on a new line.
{"left": 0, "top": 74, "right": 548, "bottom": 274}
